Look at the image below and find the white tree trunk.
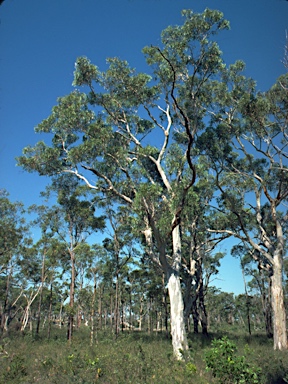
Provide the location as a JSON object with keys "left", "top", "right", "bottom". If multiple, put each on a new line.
{"left": 143, "top": 215, "right": 189, "bottom": 358}
{"left": 271, "top": 254, "right": 287, "bottom": 350}
{"left": 168, "top": 224, "right": 189, "bottom": 359}
{"left": 167, "top": 271, "right": 189, "bottom": 359}
{"left": 20, "top": 286, "right": 42, "bottom": 332}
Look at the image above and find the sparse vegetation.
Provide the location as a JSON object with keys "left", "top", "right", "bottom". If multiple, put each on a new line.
{"left": 1, "top": 326, "right": 288, "bottom": 383}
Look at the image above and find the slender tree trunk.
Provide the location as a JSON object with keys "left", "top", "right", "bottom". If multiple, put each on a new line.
{"left": 67, "top": 250, "right": 75, "bottom": 343}
{"left": 198, "top": 279, "right": 208, "bottom": 335}
{"left": 183, "top": 274, "right": 194, "bottom": 331}
{"left": 241, "top": 261, "right": 251, "bottom": 336}
{"left": 156, "top": 309, "right": 160, "bottom": 333}
{"left": 36, "top": 290, "right": 43, "bottom": 336}
{"left": 129, "top": 290, "right": 132, "bottom": 332}
{"left": 162, "top": 273, "right": 169, "bottom": 338}
{"left": 1, "top": 270, "right": 11, "bottom": 334}
{"left": 271, "top": 253, "right": 287, "bottom": 350}
{"left": 115, "top": 273, "right": 119, "bottom": 338}
{"left": 139, "top": 297, "right": 143, "bottom": 331}
{"left": 164, "top": 293, "right": 169, "bottom": 338}
{"left": 59, "top": 299, "right": 63, "bottom": 328}
{"left": 147, "top": 299, "right": 151, "bottom": 334}
{"left": 264, "top": 284, "right": 273, "bottom": 339}
{"left": 21, "top": 286, "right": 41, "bottom": 332}
{"left": 150, "top": 298, "right": 154, "bottom": 333}
{"left": 192, "top": 299, "right": 199, "bottom": 334}
{"left": 246, "top": 299, "right": 251, "bottom": 336}
{"left": 104, "top": 308, "right": 107, "bottom": 328}
{"left": 47, "top": 284, "right": 53, "bottom": 340}
{"left": 121, "top": 299, "right": 124, "bottom": 333}
{"left": 76, "top": 281, "right": 83, "bottom": 329}
{"left": 258, "top": 270, "right": 273, "bottom": 338}
{"left": 90, "top": 273, "right": 97, "bottom": 346}
{"left": 98, "top": 285, "right": 102, "bottom": 330}
{"left": 110, "top": 293, "right": 113, "bottom": 330}
{"left": 1, "top": 264, "right": 14, "bottom": 334}
{"left": 36, "top": 251, "right": 46, "bottom": 336}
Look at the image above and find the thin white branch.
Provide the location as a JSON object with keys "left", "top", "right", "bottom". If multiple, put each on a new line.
{"left": 63, "top": 169, "right": 98, "bottom": 190}
{"left": 207, "top": 228, "right": 274, "bottom": 265}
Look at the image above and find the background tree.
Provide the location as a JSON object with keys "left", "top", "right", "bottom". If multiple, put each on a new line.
{"left": 0, "top": 190, "right": 31, "bottom": 334}
{"left": 102, "top": 207, "right": 135, "bottom": 338}
{"left": 32, "top": 176, "right": 105, "bottom": 341}
{"left": 24, "top": 228, "right": 66, "bottom": 336}
{"left": 199, "top": 65, "right": 288, "bottom": 350}
{"left": 206, "top": 289, "right": 236, "bottom": 329}
{"left": 180, "top": 181, "right": 225, "bottom": 334}
{"left": 232, "top": 243, "right": 273, "bottom": 338}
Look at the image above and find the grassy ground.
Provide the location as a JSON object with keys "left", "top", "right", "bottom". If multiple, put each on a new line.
{"left": 0, "top": 326, "right": 288, "bottom": 383}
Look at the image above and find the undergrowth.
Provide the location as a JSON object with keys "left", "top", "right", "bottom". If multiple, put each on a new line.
{"left": 0, "top": 326, "right": 287, "bottom": 383}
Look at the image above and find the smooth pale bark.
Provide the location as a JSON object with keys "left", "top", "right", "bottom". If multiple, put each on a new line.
{"left": 114, "top": 273, "right": 120, "bottom": 338}
{"left": 36, "top": 251, "right": 46, "bottom": 335}
{"left": 271, "top": 253, "right": 287, "bottom": 350}
{"left": 270, "top": 211, "right": 287, "bottom": 350}
{"left": 67, "top": 249, "right": 76, "bottom": 342}
{"left": 240, "top": 262, "right": 251, "bottom": 335}
{"left": 90, "top": 272, "right": 97, "bottom": 346}
{"left": 209, "top": 215, "right": 287, "bottom": 349}
{"left": 98, "top": 286, "right": 102, "bottom": 329}
{"left": 145, "top": 219, "right": 189, "bottom": 358}
{"left": 168, "top": 224, "right": 189, "bottom": 359}
{"left": 167, "top": 271, "right": 189, "bottom": 359}
{"left": 20, "top": 285, "right": 42, "bottom": 332}
{"left": 47, "top": 284, "right": 53, "bottom": 340}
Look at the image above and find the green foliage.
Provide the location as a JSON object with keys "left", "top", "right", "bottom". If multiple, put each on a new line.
{"left": 15, "top": 4, "right": 288, "bottom": 359}
{"left": 205, "top": 336, "right": 263, "bottom": 383}
{"left": 185, "top": 361, "right": 197, "bottom": 376}
{"left": 0, "top": 190, "right": 28, "bottom": 261}
{"left": 1, "top": 327, "right": 288, "bottom": 383}
{"left": 73, "top": 57, "right": 99, "bottom": 87}
{"left": 2, "top": 354, "right": 27, "bottom": 381}
{"left": 0, "top": 329, "right": 210, "bottom": 383}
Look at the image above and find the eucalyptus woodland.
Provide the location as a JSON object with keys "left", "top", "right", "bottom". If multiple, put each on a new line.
{"left": 232, "top": 244, "right": 273, "bottom": 338}
{"left": 30, "top": 178, "right": 105, "bottom": 341}
{"left": 102, "top": 206, "right": 136, "bottom": 337}
{"left": 18, "top": 9, "right": 266, "bottom": 357}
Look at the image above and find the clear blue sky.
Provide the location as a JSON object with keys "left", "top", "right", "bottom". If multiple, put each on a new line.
{"left": 1, "top": 0, "right": 287, "bottom": 294}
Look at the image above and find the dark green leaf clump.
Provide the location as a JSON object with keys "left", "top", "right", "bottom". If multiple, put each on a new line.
{"left": 205, "top": 336, "right": 263, "bottom": 383}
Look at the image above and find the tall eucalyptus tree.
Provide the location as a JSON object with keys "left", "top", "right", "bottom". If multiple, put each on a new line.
{"left": 18, "top": 9, "right": 238, "bottom": 357}
{"left": 199, "top": 67, "right": 288, "bottom": 349}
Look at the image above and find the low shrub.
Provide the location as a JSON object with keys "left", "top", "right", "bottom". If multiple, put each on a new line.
{"left": 205, "top": 336, "right": 263, "bottom": 383}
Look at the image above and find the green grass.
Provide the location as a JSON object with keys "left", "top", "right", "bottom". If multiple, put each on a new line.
{"left": 0, "top": 326, "right": 288, "bottom": 383}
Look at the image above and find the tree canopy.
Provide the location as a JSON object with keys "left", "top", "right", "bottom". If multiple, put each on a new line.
{"left": 15, "top": 8, "right": 288, "bottom": 353}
